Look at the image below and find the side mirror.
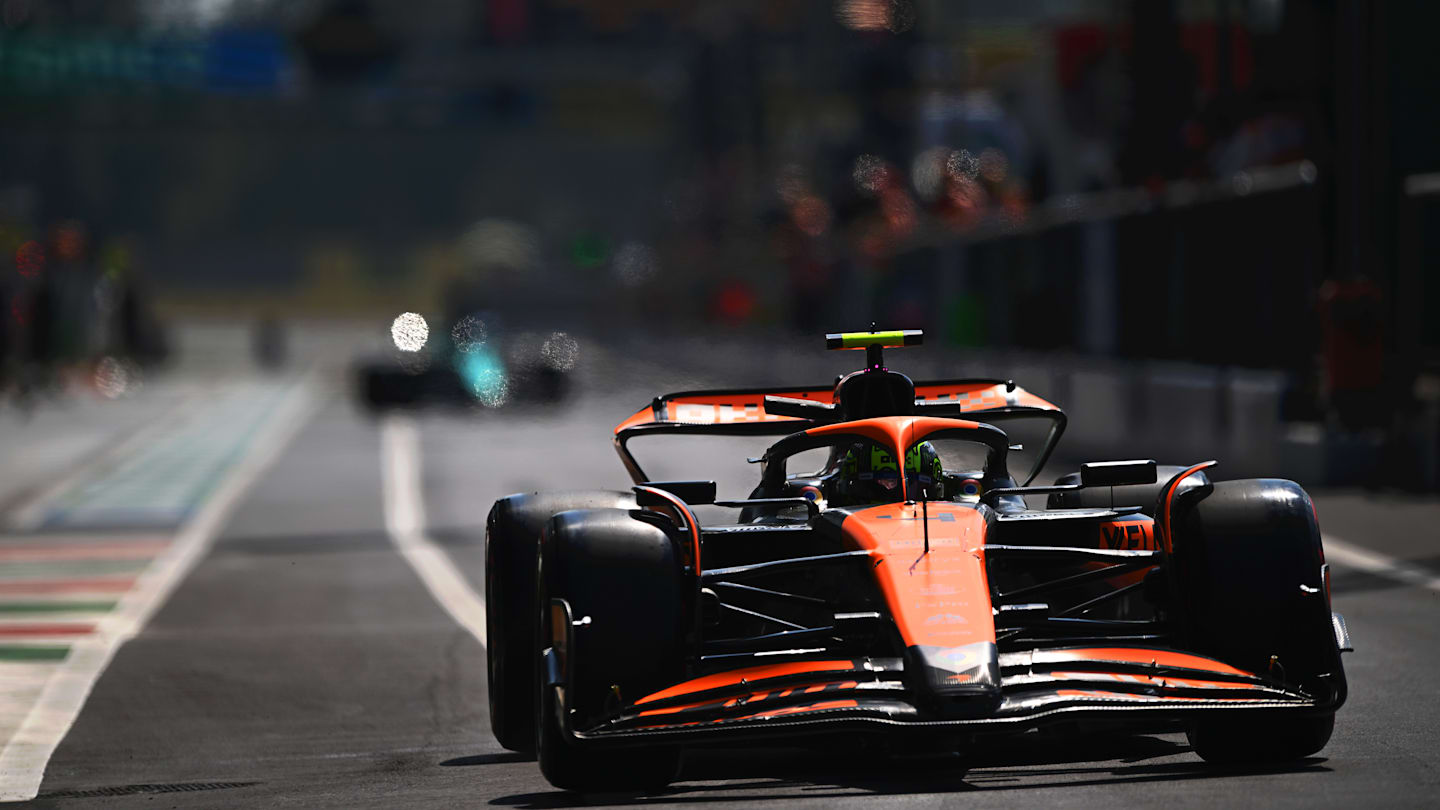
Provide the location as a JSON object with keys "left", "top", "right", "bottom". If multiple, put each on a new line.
{"left": 636, "top": 480, "right": 717, "bottom": 506}
{"left": 1080, "top": 459, "right": 1157, "bottom": 488}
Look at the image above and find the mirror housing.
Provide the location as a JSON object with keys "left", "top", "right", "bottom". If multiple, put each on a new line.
{"left": 763, "top": 395, "right": 836, "bottom": 420}
{"left": 1080, "top": 459, "right": 1157, "bottom": 488}
{"left": 637, "top": 480, "right": 717, "bottom": 506}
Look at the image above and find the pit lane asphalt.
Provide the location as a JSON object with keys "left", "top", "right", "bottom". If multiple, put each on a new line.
{"left": 16, "top": 381, "right": 1440, "bottom": 808}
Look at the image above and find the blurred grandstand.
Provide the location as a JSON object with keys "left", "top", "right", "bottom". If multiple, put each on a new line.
{"left": 0, "top": 0, "right": 1437, "bottom": 488}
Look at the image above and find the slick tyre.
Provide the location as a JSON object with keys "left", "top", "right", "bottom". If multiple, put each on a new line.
{"left": 536, "top": 508, "right": 684, "bottom": 792}
{"left": 485, "top": 491, "right": 636, "bottom": 754}
{"left": 1170, "top": 478, "right": 1346, "bottom": 763}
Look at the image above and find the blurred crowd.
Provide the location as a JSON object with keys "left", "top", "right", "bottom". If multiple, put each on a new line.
{"left": 0, "top": 0, "right": 1434, "bottom": 467}
{"left": 0, "top": 217, "right": 166, "bottom": 407}
{"left": 0, "top": 2, "right": 1344, "bottom": 336}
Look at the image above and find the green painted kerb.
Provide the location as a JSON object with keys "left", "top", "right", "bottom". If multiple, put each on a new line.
{"left": 0, "top": 646, "right": 70, "bottom": 662}
{"left": 0, "top": 601, "right": 117, "bottom": 614}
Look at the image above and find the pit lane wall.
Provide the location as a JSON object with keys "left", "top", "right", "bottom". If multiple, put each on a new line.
{"left": 1010, "top": 360, "right": 1389, "bottom": 486}
{"left": 601, "top": 332, "right": 1438, "bottom": 492}
{"left": 931, "top": 357, "right": 1431, "bottom": 489}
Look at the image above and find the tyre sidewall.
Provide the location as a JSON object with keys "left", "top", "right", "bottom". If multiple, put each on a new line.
{"left": 1172, "top": 478, "right": 1345, "bottom": 700}
{"left": 485, "top": 491, "right": 637, "bottom": 752}
{"left": 536, "top": 508, "right": 685, "bottom": 791}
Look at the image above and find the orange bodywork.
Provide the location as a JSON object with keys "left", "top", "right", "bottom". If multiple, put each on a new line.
{"left": 1096, "top": 519, "right": 1156, "bottom": 552}
{"left": 612, "top": 382, "right": 1059, "bottom": 433}
{"left": 809, "top": 417, "right": 1001, "bottom": 650}
{"left": 614, "top": 390, "right": 827, "bottom": 432}
{"left": 635, "top": 660, "right": 856, "bottom": 705}
{"left": 914, "top": 381, "right": 1056, "bottom": 412}
{"left": 1158, "top": 461, "right": 1217, "bottom": 554}
{"left": 838, "top": 501, "right": 995, "bottom": 650}
{"left": 637, "top": 681, "right": 861, "bottom": 717}
{"left": 1025, "top": 646, "right": 1251, "bottom": 676}
{"left": 1095, "top": 516, "right": 1158, "bottom": 587}
{"left": 635, "top": 699, "right": 862, "bottom": 729}
{"left": 633, "top": 485, "right": 702, "bottom": 574}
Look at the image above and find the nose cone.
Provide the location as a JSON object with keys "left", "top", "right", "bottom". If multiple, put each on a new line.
{"left": 912, "top": 641, "right": 1001, "bottom": 700}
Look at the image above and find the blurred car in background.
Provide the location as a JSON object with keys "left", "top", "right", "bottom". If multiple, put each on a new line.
{"left": 355, "top": 306, "right": 578, "bottom": 411}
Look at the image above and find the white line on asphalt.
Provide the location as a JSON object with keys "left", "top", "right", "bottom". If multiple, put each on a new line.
{"left": 1324, "top": 534, "right": 1440, "bottom": 593}
{"left": 380, "top": 416, "right": 488, "bottom": 648}
{"left": 0, "top": 376, "right": 321, "bottom": 803}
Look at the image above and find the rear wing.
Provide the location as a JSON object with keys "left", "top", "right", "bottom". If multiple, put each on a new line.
{"left": 613, "top": 379, "right": 1066, "bottom": 485}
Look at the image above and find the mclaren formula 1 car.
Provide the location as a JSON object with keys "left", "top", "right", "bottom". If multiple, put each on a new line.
{"left": 485, "top": 330, "right": 1351, "bottom": 791}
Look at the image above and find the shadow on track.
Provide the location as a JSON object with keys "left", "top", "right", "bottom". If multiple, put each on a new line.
{"left": 441, "top": 752, "right": 533, "bottom": 767}
{"left": 486, "top": 734, "right": 1330, "bottom": 807}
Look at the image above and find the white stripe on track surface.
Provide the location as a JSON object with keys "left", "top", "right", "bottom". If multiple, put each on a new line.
{"left": 1324, "top": 534, "right": 1440, "bottom": 593}
{"left": 379, "top": 416, "right": 488, "bottom": 648}
{"left": 4, "top": 388, "right": 214, "bottom": 531}
{"left": 0, "top": 375, "right": 321, "bottom": 803}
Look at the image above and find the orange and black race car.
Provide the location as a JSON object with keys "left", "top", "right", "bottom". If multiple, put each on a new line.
{"left": 484, "top": 330, "right": 1352, "bottom": 791}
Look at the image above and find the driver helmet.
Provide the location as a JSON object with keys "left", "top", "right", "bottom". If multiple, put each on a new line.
{"left": 838, "top": 441, "right": 944, "bottom": 503}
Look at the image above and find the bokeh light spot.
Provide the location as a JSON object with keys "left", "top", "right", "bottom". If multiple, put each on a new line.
{"left": 837, "top": 0, "right": 887, "bottom": 31}
{"left": 15, "top": 240, "right": 44, "bottom": 278}
{"left": 94, "top": 356, "right": 133, "bottom": 399}
{"left": 715, "top": 281, "right": 757, "bottom": 325}
{"left": 946, "top": 149, "right": 980, "bottom": 181}
{"left": 570, "top": 233, "right": 609, "bottom": 269}
{"left": 541, "top": 331, "right": 580, "bottom": 371}
{"left": 853, "top": 154, "right": 888, "bottom": 194}
{"left": 880, "top": 188, "right": 917, "bottom": 235}
{"left": 792, "top": 195, "right": 833, "bottom": 237}
{"left": 451, "top": 314, "right": 487, "bottom": 353}
{"left": 476, "top": 376, "right": 511, "bottom": 408}
{"left": 837, "top": 0, "right": 913, "bottom": 33}
{"left": 391, "top": 312, "right": 429, "bottom": 352}
{"left": 52, "top": 221, "right": 86, "bottom": 262}
{"left": 457, "top": 344, "right": 510, "bottom": 407}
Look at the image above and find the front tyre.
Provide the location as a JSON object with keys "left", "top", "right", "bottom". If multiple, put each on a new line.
{"left": 1171, "top": 478, "right": 1345, "bottom": 763}
{"left": 536, "top": 508, "right": 684, "bottom": 792}
{"left": 485, "top": 491, "right": 636, "bottom": 753}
